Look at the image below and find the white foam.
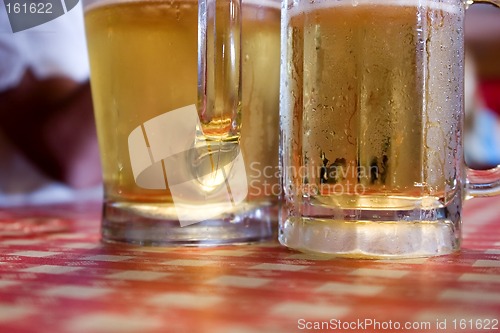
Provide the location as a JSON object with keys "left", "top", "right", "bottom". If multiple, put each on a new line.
{"left": 288, "top": 0, "right": 461, "bottom": 17}
{"left": 84, "top": 0, "right": 280, "bottom": 13}
{"left": 244, "top": 0, "right": 280, "bottom": 9}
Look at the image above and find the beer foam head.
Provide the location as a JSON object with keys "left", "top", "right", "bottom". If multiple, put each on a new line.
{"left": 244, "top": 0, "right": 280, "bottom": 9}
{"left": 84, "top": 0, "right": 280, "bottom": 12}
{"left": 289, "top": 0, "right": 462, "bottom": 17}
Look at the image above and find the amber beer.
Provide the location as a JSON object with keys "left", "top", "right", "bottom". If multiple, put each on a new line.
{"left": 282, "top": 0, "right": 463, "bottom": 209}
{"left": 279, "top": 0, "right": 469, "bottom": 256}
{"left": 85, "top": 0, "right": 280, "bottom": 206}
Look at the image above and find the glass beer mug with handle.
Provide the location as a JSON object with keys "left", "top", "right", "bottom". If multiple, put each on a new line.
{"left": 83, "top": 0, "right": 280, "bottom": 244}
{"left": 280, "top": 0, "right": 500, "bottom": 257}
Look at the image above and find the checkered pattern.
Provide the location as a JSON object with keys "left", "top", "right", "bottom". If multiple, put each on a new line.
{"left": 0, "top": 198, "right": 499, "bottom": 333}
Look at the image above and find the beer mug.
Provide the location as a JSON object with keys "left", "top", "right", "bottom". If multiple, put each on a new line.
{"left": 83, "top": 0, "right": 280, "bottom": 244}
{"left": 280, "top": 0, "right": 500, "bottom": 257}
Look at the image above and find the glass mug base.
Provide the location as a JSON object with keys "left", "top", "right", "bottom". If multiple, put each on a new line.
{"left": 279, "top": 203, "right": 461, "bottom": 258}
{"left": 101, "top": 200, "right": 273, "bottom": 246}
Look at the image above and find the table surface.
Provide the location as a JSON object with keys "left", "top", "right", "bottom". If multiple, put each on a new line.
{"left": 0, "top": 197, "right": 499, "bottom": 333}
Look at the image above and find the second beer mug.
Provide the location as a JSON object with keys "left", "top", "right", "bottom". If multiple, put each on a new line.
{"left": 83, "top": 0, "right": 280, "bottom": 244}
{"left": 279, "top": 0, "right": 500, "bottom": 257}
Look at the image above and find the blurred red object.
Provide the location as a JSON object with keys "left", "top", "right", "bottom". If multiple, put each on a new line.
{"left": 479, "top": 80, "right": 500, "bottom": 117}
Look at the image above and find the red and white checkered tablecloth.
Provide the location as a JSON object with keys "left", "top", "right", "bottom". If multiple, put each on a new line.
{"left": 0, "top": 197, "right": 499, "bottom": 333}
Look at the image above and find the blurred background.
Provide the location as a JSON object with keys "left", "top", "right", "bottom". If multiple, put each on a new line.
{"left": 464, "top": 3, "right": 500, "bottom": 169}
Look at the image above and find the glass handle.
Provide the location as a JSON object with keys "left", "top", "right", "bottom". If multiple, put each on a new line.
{"left": 198, "top": 0, "right": 242, "bottom": 141}
{"left": 466, "top": 166, "right": 500, "bottom": 197}
{"left": 465, "top": 0, "right": 500, "bottom": 197}
{"left": 467, "top": 0, "right": 500, "bottom": 7}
